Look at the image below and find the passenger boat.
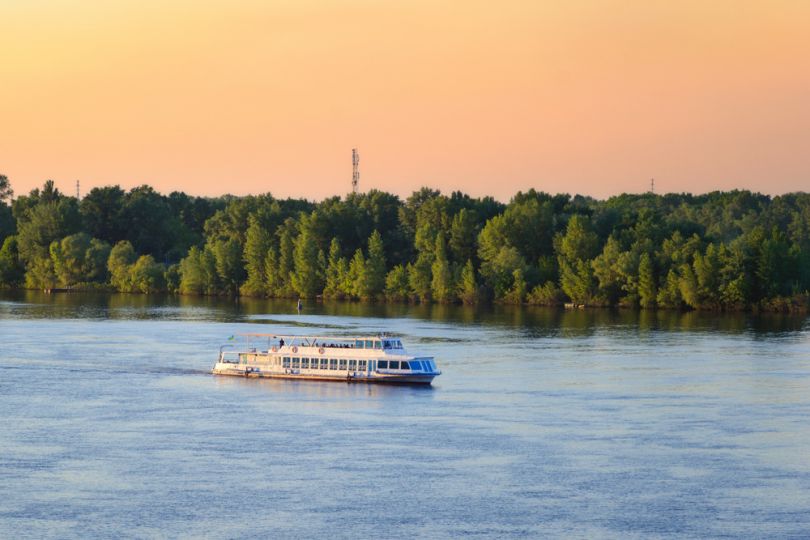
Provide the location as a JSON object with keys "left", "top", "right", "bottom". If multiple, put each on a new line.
{"left": 212, "top": 333, "right": 441, "bottom": 385}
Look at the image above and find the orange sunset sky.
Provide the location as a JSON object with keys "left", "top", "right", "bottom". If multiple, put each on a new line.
{"left": 1, "top": 1, "right": 809, "bottom": 201}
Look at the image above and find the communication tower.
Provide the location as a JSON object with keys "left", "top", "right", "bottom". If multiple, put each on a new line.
{"left": 650, "top": 178, "right": 655, "bottom": 194}
{"left": 76, "top": 179, "right": 80, "bottom": 200}
{"left": 352, "top": 148, "right": 359, "bottom": 194}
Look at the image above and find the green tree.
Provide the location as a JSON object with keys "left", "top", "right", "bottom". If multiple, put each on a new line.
{"left": 693, "top": 243, "right": 722, "bottom": 309}
{"left": 212, "top": 238, "right": 244, "bottom": 295}
{"left": 504, "top": 267, "right": 527, "bottom": 304}
{"left": 717, "top": 241, "right": 748, "bottom": 308}
{"left": 560, "top": 259, "right": 596, "bottom": 305}
{"left": 527, "top": 281, "right": 566, "bottom": 305}
{"left": 129, "top": 255, "right": 166, "bottom": 293}
{"left": 80, "top": 186, "right": 127, "bottom": 244}
{"left": 324, "top": 238, "right": 346, "bottom": 299}
{"left": 121, "top": 185, "right": 190, "bottom": 261}
{"left": 407, "top": 253, "right": 432, "bottom": 302}
{"left": 557, "top": 215, "right": 599, "bottom": 304}
{"left": 458, "top": 259, "right": 477, "bottom": 304}
{"left": 501, "top": 195, "right": 555, "bottom": 264}
{"left": 431, "top": 232, "right": 453, "bottom": 302}
{"left": 348, "top": 248, "right": 367, "bottom": 299}
{"left": 291, "top": 214, "right": 323, "bottom": 298}
{"left": 50, "top": 233, "right": 110, "bottom": 287}
{"left": 678, "top": 263, "right": 700, "bottom": 309}
{"left": 385, "top": 264, "right": 410, "bottom": 301}
{"left": 0, "top": 202, "right": 13, "bottom": 245}
{"left": 0, "top": 174, "right": 13, "bottom": 202}
{"left": 25, "top": 255, "right": 56, "bottom": 289}
{"left": 365, "top": 230, "right": 386, "bottom": 299}
{"left": 164, "top": 263, "right": 181, "bottom": 293}
{"left": 108, "top": 241, "right": 137, "bottom": 292}
{"left": 178, "top": 246, "right": 206, "bottom": 295}
{"left": 240, "top": 216, "right": 271, "bottom": 296}
{"left": 477, "top": 212, "right": 535, "bottom": 301}
{"left": 638, "top": 252, "right": 656, "bottom": 308}
{"left": 39, "top": 180, "right": 61, "bottom": 202}
{"left": 756, "top": 228, "right": 795, "bottom": 298}
{"left": 17, "top": 199, "right": 81, "bottom": 264}
{"left": 0, "top": 236, "right": 24, "bottom": 286}
{"left": 449, "top": 208, "right": 478, "bottom": 264}
{"left": 656, "top": 269, "right": 683, "bottom": 308}
{"left": 276, "top": 223, "right": 295, "bottom": 296}
{"left": 264, "top": 246, "right": 281, "bottom": 297}
{"left": 592, "top": 236, "right": 624, "bottom": 304}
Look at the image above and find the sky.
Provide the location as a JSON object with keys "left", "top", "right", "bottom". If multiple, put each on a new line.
{"left": 1, "top": 0, "right": 809, "bottom": 201}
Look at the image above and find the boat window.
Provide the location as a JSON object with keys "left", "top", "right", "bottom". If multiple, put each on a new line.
{"left": 348, "top": 359, "right": 357, "bottom": 370}
{"left": 382, "top": 340, "right": 391, "bottom": 349}
{"left": 363, "top": 340, "right": 372, "bottom": 349}
{"left": 405, "top": 361, "right": 416, "bottom": 371}
{"left": 389, "top": 361, "right": 400, "bottom": 370}
{"left": 282, "top": 357, "right": 291, "bottom": 368}
{"left": 378, "top": 360, "right": 388, "bottom": 369}
{"left": 292, "top": 358, "right": 300, "bottom": 368}
{"left": 359, "top": 360, "right": 367, "bottom": 371}
{"left": 424, "top": 361, "right": 432, "bottom": 371}
{"left": 354, "top": 339, "right": 364, "bottom": 349}
{"left": 320, "top": 358, "right": 329, "bottom": 369}
{"left": 339, "top": 359, "right": 347, "bottom": 370}
{"left": 329, "top": 359, "right": 338, "bottom": 370}
{"left": 373, "top": 340, "right": 381, "bottom": 349}
{"left": 301, "top": 358, "right": 309, "bottom": 368}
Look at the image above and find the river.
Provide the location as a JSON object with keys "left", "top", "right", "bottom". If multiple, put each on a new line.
{"left": 2, "top": 291, "right": 810, "bottom": 538}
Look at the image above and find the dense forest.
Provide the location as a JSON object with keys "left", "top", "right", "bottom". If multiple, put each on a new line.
{"left": 1, "top": 174, "right": 809, "bottom": 312}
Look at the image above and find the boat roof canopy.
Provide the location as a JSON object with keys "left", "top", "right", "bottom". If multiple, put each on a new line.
{"left": 237, "top": 333, "right": 400, "bottom": 341}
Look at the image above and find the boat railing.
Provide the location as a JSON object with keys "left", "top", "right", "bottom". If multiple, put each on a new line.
{"left": 219, "top": 351, "right": 241, "bottom": 364}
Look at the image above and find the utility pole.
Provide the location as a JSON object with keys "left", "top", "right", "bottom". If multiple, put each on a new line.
{"left": 352, "top": 148, "right": 359, "bottom": 194}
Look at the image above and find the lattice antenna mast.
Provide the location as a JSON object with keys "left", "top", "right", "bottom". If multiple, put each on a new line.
{"left": 352, "top": 148, "right": 359, "bottom": 194}
{"left": 650, "top": 177, "right": 655, "bottom": 194}
{"left": 76, "top": 179, "right": 80, "bottom": 200}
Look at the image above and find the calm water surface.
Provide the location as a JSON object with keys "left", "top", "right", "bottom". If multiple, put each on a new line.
{"left": 2, "top": 291, "right": 810, "bottom": 539}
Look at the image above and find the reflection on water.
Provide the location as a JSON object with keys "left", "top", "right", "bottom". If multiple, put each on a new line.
{"left": 212, "top": 375, "right": 436, "bottom": 402}
{"left": 2, "top": 289, "right": 807, "bottom": 335}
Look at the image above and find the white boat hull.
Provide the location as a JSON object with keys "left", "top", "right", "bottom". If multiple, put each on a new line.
{"left": 212, "top": 362, "right": 438, "bottom": 385}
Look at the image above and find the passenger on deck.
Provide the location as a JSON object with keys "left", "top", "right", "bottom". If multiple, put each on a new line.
{"left": 279, "top": 338, "right": 285, "bottom": 347}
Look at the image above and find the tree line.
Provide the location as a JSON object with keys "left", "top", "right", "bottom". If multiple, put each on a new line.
{"left": 1, "top": 174, "right": 809, "bottom": 311}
